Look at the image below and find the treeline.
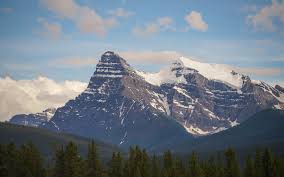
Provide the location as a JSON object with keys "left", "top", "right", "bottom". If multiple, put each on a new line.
{"left": 0, "top": 141, "right": 284, "bottom": 177}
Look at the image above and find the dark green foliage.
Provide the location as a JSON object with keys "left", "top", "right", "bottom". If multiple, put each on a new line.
{"left": 243, "top": 155, "right": 256, "bottom": 177}
{"left": 64, "top": 142, "right": 84, "bottom": 177}
{"left": 162, "top": 150, "right": 174, "bottom": 177}
{"left": 108, "top": 152, "right": 123, "bottom": 177}
{"left": 203, "top": 156, "right": 218, "bottom": 177}
{"left": 187, "top": 152, "right": 204, "bottom": 177}
{"left": 262, "top": 149, "right": 277, "bottom": 177}
{"left": 151, "top": 154, "right": 160, "bottom": 177}
{"left": 53, "top": 146, "right": 65, "bottom": 177}
{"left": 86, "top": 141, "right": 102, "bottom": 177}
{"left": 18, "top": 142, "right": 46, "bottom": 177}
{"left": 1, "top": 142, "right": 284, "bottom": 177}
{"left": 224, "top": 148, "right": 241, "bottom": 177}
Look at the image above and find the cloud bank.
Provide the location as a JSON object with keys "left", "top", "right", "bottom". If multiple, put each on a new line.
{"left": 247, "top": 0, "right": 284, "bottom": 33}
{"left": 0, "top": 76, "right": 87, "bottom": 121}
{"left": 132, "top": 17, "right": 174, "bottom": 37}
{"left": 41, "top": 0, "right": 117, "bottom": 36}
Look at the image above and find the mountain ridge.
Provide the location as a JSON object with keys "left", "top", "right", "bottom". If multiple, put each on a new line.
{"left": 9, "top": 51, "right": 283, "bottom": 149}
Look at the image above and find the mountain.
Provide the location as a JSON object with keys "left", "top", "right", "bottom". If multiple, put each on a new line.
{"left": 0, "top": 122, "right": 119, "bottom": 161}
{"left": 41, "top": 51, "right": 283, "bottom": 148}
{"left": 42, "top": 51, "right": 191, "bottom": 150}
{"left": 170, "top": 109, "right": 284, "bottom": 154}
{"left": 9, "top": 108, "right": 56, "bottom": 127}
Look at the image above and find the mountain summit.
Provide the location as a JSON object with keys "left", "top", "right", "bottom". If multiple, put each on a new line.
{"left": 41, "top": 51, "right": 284, "bottom": 148}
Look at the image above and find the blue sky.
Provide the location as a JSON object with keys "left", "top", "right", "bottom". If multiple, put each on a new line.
{"left": 0, "top": 0, "right": 284, "bottom": 84}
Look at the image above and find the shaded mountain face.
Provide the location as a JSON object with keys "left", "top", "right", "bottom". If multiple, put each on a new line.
{"left": 170, "top": 109, "right": 284, "bottom": 154}
{"left": 41, "top": 51, "right": 283, "bottom": 148}
{"left": 9, "top": 108, "right": 56, "bottom": 127}
{"left": 42, "top": 51, "right": 190, "bottom": 150}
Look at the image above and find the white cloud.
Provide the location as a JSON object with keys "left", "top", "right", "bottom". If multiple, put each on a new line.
{"left": 0, "top": 7, "right": 13, "bottom": 14}
{"left": 119, "top": 51, "right": 182, "bottom": 64}
{"left": 41, "top": 0, "right": 117, "bottom": 36}
{"left": 107, "top": 8, "right": 135, "bottom": 18}
{"left": 0, "top": 76, "right": 87, "bottom": 121}
{"left": 50, "top": 56, "right": 98, "bottom": 67}
{"left": 132, "top": 17, "right": 174, "bottom": 37}
{"left": 184, "top": 11, "right": 208, "bottom": 32}
{"left": 38, "top": 18, "right": 62, "bottom": 39}
{"left": 247, "top": 0, "right": 284, "bottom": 32}
{"left": 157, "top": 17, "right": 173, "bottom": 26}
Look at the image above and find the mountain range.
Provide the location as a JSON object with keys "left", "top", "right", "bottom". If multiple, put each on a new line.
{"left": 8, "top": 51, "right": 284, "bottom": 150}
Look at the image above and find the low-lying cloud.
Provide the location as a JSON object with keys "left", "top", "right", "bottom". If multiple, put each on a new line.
{"left": 0, "top": 76, "right": 87, "bottom": 121}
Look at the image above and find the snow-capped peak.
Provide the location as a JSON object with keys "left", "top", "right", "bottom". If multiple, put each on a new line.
{"left": 178, "top": 56, "right": 246, "bottom": 89}
{"left": 135, "top": 56, "right": 248, "bottom": 89}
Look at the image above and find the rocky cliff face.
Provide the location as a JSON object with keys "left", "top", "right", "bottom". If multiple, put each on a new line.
{"left": 9, "top": 108, "right": 56, "bottom": 127}
{"left": 41, "top": 51, "right": 284, "bottom": 148}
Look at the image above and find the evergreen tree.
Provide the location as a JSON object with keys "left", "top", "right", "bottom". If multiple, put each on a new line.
{"left": 243, "top": 155, "right": 256, "bottom": 177}
{"left": 5, "top": 143, "right": 20, "bottom": 177}
{"left": 163, "top": 150, "right": 173, "bottom": 177}
{"left": 18, "top": 142, "right": 46, "bottom": 177}
{"left": 86, "top": 141, "right": 102, "bottom": 177}
{"left": 141, "top": 149, "right": 150, "bottom": 177}
{"left": 187, "top": 152, "right": 204, "bottom": 177}
{"left": 216, "top": 153, "right": 225, "bottom": 177}
{"left": 151, "top": 154, "right": 160, "bottom": 177}
{"left": 173, "top": 157, "right": 185, "bottom": 177}
{"left": 64, "top": 142, "right": 83, "bottom": 177}
{"left": 224, "top": 148, "right": 241, "bottom": 177}
{"left": 123, "top": 159, "right": 130, "bottom": 177}
{"left": 262, "top": 149, "right": 277, "bottom": 177}
{"left": 108, "top": 152, "right": 123, "bottom": 177}
{"left": 53, "top": 146, "right": 65, "bottom": 177}
{"left": 203, "top": 156, "right": 218, "bottom": 177}
{"left": 254, "top": 150, "right": 263, "bottom": 177}
{"left": 0, "top": 144, "right": 8, "bottom": 177}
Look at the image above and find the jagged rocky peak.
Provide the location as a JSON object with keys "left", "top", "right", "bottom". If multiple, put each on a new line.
{"left": 9, "top": 107, "right": 56, "bottom": 127}
{"left": 84, "top": 51, "right": 135, "bottom": 96}
{"left": 91, "top": 51, "right": 131, "bottom": 79}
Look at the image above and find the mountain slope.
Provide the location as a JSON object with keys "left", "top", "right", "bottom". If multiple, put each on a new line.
{"left": 0, "top": 123, "right": 119, "bottom": 160}
{"left": 40, "top": 51, "right": 283, "bottom": 149}
{"left": 9, "top": 108, "right": 56, "bottom": 127}
{"left": 171, "top": 109, "right": 284, "bottom": 153}
{"left": 42, "top": 51, "right": 191, "bottom": 149}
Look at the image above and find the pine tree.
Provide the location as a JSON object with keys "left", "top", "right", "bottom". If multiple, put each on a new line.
{"left": 163, "top": 150, "right": 173, "bottom": 177}
{"left": 64, "top": 142, "right": 83, "bottom": 177}
{"left": 262, "top": 149, "right": 277, "bottom": 177}
{"left": 224, "top": 148, "right": 241, "bottom": 177}
{"left": 187, "top": 152, "right": 204, "bottom": 177}
{"left": 216, "top": 153, "right": 225, "bottom": 177}
{"left": 5, "top": 143, "right": 20, "bottom": 177}
{"left": 243, "top": 155, "right": 256, "bottom": 177}
{"left": 173, "top": 157, "right": 185, "bottom": 177}
{"left": 151, "top": 154, "right": 160, "bottom": 177}
{"left": 203, "top": 156, "right": 218, "bottom": 177}
{"left": 123, "top": 159, "right": 130, "bottom": 177}
{"left": 86, "top": 141, "right": 102, "bottom": 177}
{"left": 0, "top": 144, "right": 8, "bottom": 177}
{"left": 141, "top": 149, "right": 150, "bottom": 177}
{"left": 108, "top": 152, "right": 123, "bottom": 177}
{"left": 19, "top": 142, "right": 46, "bottom": 177}
{"left": 254, "top": 150, "right": 262, "bottom": 177}
{"left": 53, "top": 146, "right": 65, "bottom": 177}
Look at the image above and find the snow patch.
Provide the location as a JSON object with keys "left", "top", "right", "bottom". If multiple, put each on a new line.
{"left": 179, "top": 57, "right": 245, "bottom": 89}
